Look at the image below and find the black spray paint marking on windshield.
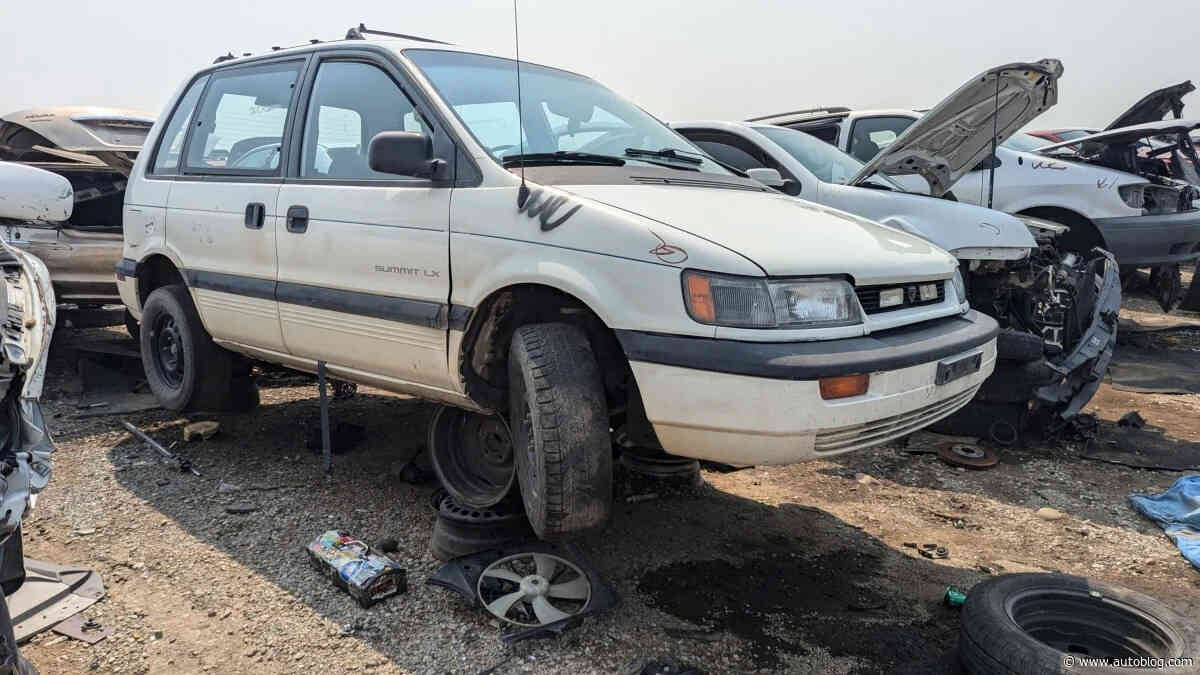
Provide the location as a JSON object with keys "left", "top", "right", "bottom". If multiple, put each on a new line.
{"left": 519, "top": 187, "right": 582, "bottom": 232}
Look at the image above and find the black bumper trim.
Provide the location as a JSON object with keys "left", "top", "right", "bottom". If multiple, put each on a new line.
{"left": 115, "top": 258, "right": 138, "bottom": 279}
{"left": 616, "top": 310, "right": 999, "bottom": 380}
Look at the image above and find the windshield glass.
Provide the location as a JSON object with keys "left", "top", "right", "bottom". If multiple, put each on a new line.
{"left": 406, "top": 49, "right": 728, "bottom": 174}
{"left": 753, "top": 124, "right": 902, "bottom": 189}
{"left": 1002, "top": 133, "right": 1052, "bottom": 153}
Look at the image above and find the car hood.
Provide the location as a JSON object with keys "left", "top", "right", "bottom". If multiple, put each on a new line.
{"left": 1037, "top": 119, "right": 1200, "bottom": 152}
{"left": 1106, "top": 81, "right": 1194, "bottom": 130}
{"left": 0, "top": 106, "right": 154, "bottom": 174}
{"left": 560, "top": 184, "right": 958, "bottom": 284}
{"left": 849, "top": 59, "right": 1063, "bottom": 197}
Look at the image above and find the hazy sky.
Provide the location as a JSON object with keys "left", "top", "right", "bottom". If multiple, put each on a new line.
{"left": 2, "top": 1, "right": 1194, "bottom": 131}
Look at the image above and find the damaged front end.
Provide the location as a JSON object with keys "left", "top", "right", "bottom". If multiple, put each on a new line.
{"left": 954, "top": 234, "right": 1119, "bottom": 441}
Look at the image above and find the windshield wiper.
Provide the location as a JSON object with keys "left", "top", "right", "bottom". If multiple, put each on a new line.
{"left": 624, "top": 147, "right": 704, "bottom": 165}
{"left": 501, "top": 151, "right": 626, "bottom": 168}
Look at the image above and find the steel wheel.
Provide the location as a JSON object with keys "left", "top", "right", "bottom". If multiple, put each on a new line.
{"left": 151, "top": 313, "right": 185, "bottom": 388}
{"left": 429, "top": 407, "right": 516, "bottom": 508}
{"left": 476, "top": 552, "right": 592, "bottom": 627}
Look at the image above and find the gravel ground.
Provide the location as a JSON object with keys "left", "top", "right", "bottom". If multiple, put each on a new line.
{"left": 14, "top": 290, "right": 1200, "bottom": 674}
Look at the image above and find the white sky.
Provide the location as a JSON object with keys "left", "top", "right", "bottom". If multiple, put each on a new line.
{"left": 1, "top": 0, "right": 1194, "bottom": 131}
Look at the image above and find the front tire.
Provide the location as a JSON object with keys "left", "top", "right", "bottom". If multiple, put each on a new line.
{"left": 140, "top": 284, "right": 253, "bottom": 412}
{"left": 508, "top": 323, "right": 611, "bottom": 540}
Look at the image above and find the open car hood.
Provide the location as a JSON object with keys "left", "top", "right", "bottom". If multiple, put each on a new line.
{"left": 0, "top": 106, "right": 153, "bottom": 175}
{"left": 1106, "top": 81, "right": 1194, "bottom": 131}
{"left": 848, "top": 59, "right": 1063, "bottom": 196}
{"left": 1037, "top": 119, "right": 1200, "bottom": 153}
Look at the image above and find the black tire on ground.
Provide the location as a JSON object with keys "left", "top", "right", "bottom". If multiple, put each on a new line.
{"left": 508, "top": 322, "right": 612, "bottom": 540}
{"left": 139, "top": 284, "right": 236, "bottom": 412}
{"left": 123, "top": 309, "right": 140, "bottom": 343}
{"left": 995, "top": 329, "right": 1044, "bottom": 363}
{"left": 429, "top": 492, "right": 534, "bottom": 561}
{"left": 959, "top": 573, "right": 1199, "bottom": 675}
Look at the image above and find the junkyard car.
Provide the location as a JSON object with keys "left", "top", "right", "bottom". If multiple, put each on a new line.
{"left": 0, "top": 106, "right": 154, "bottom": 318}
{"left": 118, "top": 29, "right": 998, "bottom": 539}
{"left": 751, "top": 69, "right": 1200, "bottom": 276}
{"left": 0, "top": 161, "right": 61, "bottom": 674}
{"left": 675, "top": 102, "right": 1119, "bottom": 436}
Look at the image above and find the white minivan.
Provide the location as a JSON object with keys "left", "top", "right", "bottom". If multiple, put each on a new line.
{"left": 117, "top": 28, "right": 997, "bottom": 539}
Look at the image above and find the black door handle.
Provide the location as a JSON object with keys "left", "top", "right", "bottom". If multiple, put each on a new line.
{"left": 286, "top": 205, "right": 309, "bottom": 233}
{"left": 244, "top": 202, "right": 265, "bottom": 229}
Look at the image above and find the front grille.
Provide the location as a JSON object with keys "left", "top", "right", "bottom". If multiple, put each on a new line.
{"left": 855, "top": 280, "right": 945, "bottom": 314}
{"left": 813, "top": 386, "right": 978, "bottom": 454}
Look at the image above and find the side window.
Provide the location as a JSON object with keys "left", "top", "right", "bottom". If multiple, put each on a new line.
{"left": 183, "top": 62, "right": 302, "bottom": 174}
{"left": 151, "top": 75, "right": 209, "bottom": 174}
{"left": 788, "top": 123, "right": 839, "bottom": 145}
{"left": 300, "top": 61, "right": 429, "bottom": 179}
{"left": 691, "top": 138, "right": 766, "bottom": 171}
{"left": 848, "top": 116, "right": 916, "bottom": 162}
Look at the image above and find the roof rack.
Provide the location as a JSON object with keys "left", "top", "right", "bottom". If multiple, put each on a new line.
{"left": 344, "top": 23, "right": 449, "bottom": 45}
{"left": 746, "top": 107, "right": 851, "bottom": 122}
{"left": 213, "top": 52, "right": 236, "bottom": 64}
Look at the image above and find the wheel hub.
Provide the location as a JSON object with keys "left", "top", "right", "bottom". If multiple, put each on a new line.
{"left": 152, "top": 315, "right": 184, "bottom": 387}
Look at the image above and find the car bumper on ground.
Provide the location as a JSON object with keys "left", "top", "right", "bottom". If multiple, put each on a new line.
{"left": 617, "top": 310, "right": 1000, "bottom": 465}
{"left": 1094, "top": 211, "right": 1200, "bottom": 267}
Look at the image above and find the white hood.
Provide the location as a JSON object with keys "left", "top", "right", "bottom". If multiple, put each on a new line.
{"left": 560, "top": 184, "right": 958, "bottom": 285}
{"left": 850, "top": 59, "right": 1063, "bottom": 196}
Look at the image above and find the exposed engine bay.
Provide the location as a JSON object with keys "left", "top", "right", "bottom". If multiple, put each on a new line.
{"left": 1044, "top": 130, "right": 1200, "bottom": 213}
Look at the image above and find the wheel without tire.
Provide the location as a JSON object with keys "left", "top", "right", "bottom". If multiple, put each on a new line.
{"left": 428, "top": 406, "right": 516, "bottom": 509}
{"left": 139, "top": 284, "right": 237, "bottom": 412}
{"left": 959, "top": 573, "right": 1199, "bottom": 674}
{"left": 508, "top": 322, "right": 612, "bottom": 540}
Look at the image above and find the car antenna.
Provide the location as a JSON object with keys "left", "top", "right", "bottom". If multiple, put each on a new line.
{"left": 513, "top": 0, "right": 529, "bottom": 208}
{"left": 987, "top": 73, "right": 1000, "bottom": 209}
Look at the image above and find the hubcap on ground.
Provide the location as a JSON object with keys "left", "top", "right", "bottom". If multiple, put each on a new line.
{"left": 152, "top": 314, "right": 184, "bottom": 387}
{"left": 428, "top": 407, "right": 516, "bottom": 509}
{"left": 477, "top": 552, "right": 592, "bottom": 627}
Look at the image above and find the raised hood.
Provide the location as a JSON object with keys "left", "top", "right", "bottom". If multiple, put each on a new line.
{"left": 849, "top": 59, "right": 1063, "bottom": 197}
{"left": 0, "top": 106, "right": 154, "bottom": 175}
{"left": 1106, "top": 81, "right": 1193, "bottom": 131}
{"left": 1037, "top": 119, "right": 1200, "bottom": 153}
{"left": 560, "top": 184, "right": 957, "bottom": 284}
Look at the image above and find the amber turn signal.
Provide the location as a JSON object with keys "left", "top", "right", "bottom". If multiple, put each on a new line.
{"left": 819, "top": 374, "right": 869, "bottom": 400}
{"left": 684, "top": 273, "right": 716, "bottom": 323}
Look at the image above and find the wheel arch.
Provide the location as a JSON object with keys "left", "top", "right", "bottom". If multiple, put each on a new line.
{"left": 1015, "top": 205, "right": 1108, "bottom": 250}
{"left": 135, "top": 252, "right": 186, "bottom": 308}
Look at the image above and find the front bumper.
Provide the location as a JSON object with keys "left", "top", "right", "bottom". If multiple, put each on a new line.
{"left": 618, "top": 311, "right": 999, "bottom": 465}
{"left": 1094, "top": 211, "right": 1200, "bottom": 268}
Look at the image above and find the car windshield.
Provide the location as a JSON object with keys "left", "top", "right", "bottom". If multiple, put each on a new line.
{"left": 406, "top": 49, "right": 729, "bottom": 174}
{"left": 753, "top": 124, "right": 903, "bottom": 189}
{"left": 1002, "top": 133, "right": 1052, "bottom": 153}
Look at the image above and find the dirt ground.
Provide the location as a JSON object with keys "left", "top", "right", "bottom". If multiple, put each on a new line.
{"left": 15, "top": 289, "right": 1200, "bottom": 674}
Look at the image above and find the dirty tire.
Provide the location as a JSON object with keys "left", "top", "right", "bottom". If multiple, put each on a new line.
{"left": 995, "top": 329, "right": 1044, "bottom": 363}
{"left": 139, "top": 284, "right": 234, "bottom": 412}
{"left": 508, "top": 322, "right": 611, "bottom": 540}
{"left": 959, "top": 573, "right": 1199, "bottom": 675}
{"left": 123, "top": 309, "right": 140, "bottom": 343}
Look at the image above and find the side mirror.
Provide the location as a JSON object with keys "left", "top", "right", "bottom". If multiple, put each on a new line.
{"left": 780, "top": 179, "right": 802, "bottom": 196}
{"left": 972, "top": 154, "right": 1002, "bottom": 172}
{"left": 0, "top": 162, "right": 73, "bottom": 223}
{"left": 368, "top": 131, "right": 436, "bottom": 177}
{"left": 746, "top": 167, "right": 785, "bottom": 187}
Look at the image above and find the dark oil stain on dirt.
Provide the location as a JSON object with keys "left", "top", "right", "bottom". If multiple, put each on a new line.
{"left": 638, "top": 549, "right": 960, "bottom": 672}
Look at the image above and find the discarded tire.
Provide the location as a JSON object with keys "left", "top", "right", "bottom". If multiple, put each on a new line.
{"left": 428, "top": 406, "right": 516, "bottom": 509}
{"left": 959, "top": 573, "right": 1199, "bottom": 674}
{"left": 508, "top": 323, "right": 612, "bottom": 540}
{"left": 430, "top": 492, "right": 535, "bottom": 562}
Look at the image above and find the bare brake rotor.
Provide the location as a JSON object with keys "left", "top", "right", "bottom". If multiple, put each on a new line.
{"left": 937, "top": 442, "right": 999, "bottom": 469}
{"left": 476, "top": 552, "right": 592, "bottom": 627}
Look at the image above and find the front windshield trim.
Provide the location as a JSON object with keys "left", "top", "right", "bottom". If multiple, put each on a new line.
{"left": 403, "top": 48, "right": 729, "bottom": 176}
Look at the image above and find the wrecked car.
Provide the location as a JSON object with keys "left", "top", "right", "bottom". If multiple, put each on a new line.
{"left": 708, "top": 61, "right": 1119, "bottom": 437}
{"left": 0, "top": 161, "right": 60, "bottom": 674}
{"left": 118, "top": 27, "right": 998, "bottom": 540}
{"left": 0, "top": 106, "right": 154, "bottom": 328}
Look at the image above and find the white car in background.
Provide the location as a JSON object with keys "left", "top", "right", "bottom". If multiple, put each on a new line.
{"left": 750, "top": 65, "right": 1200, "bottom": 282}
{"left": 675, "top": 64, "right": 1120, "bottom": 440}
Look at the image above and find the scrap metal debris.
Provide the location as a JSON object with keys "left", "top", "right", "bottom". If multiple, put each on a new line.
{"left": 936, "top": 442, "right": 998, "bottom": 470}
{"left": 307, "top": 531, "right": 406, "bottom": 608}
{"left": 182, "top": 421, "right": 220, "bottom": 442}
{"left": 51, "top": 616, "right": 113, "bottom": 645}
{"left": 8, "top": 559, "right": 106, "bottom": 643}
{"left": 919, "top": 544, "right": 949, "bottom": 560}
{"left": 119, "top": 420, "right": 199, "bottom": 476}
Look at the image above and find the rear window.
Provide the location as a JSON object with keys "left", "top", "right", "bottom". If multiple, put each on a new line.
{"left": 151, "top": 75, "right": 209, "bottom": 174}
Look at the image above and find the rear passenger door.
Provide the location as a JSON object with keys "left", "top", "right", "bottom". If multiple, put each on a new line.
{"left": 275, "top": 53, "right": 456, "bottom": 390}
{"left": 168, "top": 59, "right": 306, "bottom": 354}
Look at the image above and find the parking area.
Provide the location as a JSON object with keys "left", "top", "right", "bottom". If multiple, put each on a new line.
{"left": 16, "top": 286, "right": 1200, "bottom": 674}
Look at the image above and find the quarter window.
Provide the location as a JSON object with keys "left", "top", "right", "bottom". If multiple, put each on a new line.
{"left": 183, "top": 62, "right": 302, "bottom": 174}
{"left": 151, "top": 75, "right": 209, "bottom": 174}
{"left": 848, "top": 116, "right": 916, "bottom": 162}
{"left": 300, "top": 61, "right": 428, "bottom": 179}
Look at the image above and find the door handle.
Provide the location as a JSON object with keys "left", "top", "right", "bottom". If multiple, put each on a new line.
{"left": 244, "top": 202, "right": 265, "bottom": 229}
{"left": 286, "top": 205, "right": 309, "bottom": 233}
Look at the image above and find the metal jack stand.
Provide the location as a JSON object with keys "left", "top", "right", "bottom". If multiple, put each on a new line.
{"left": 318, "top": 360, "right": 332, "bottom": 474}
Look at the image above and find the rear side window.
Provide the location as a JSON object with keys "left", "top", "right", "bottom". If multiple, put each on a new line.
{"left": 183, "top": 62, "right": 302, "bottom": 175}
{"left": 151, "top": 75, "right": 209, "bottom": 175}
{"left": 848, "top": 116, "right": 915, "bottom": 162}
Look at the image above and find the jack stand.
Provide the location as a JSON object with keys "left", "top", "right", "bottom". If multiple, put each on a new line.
{"left": 318, "top": 360, "right": 332, "bottom": 474}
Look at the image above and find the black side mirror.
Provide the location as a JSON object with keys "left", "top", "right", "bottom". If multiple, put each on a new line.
{"left": 972, "top": 154, "right": 1001, "bottom": 172}
{"left": 781, "top": 179, "right": 802, "bottom": 196}
{"left": 368, "top": 131, "right": 437, "bottom": 177}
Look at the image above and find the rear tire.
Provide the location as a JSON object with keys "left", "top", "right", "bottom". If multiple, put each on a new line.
{"left": 139, "top": 284, "right": 244, "bottom": 412}
{"left": 508, "top": 323, "right": 611, "bottom": 540}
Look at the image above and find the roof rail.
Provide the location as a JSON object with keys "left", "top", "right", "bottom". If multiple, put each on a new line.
{"left": 213, "top": 52, "right": 236, "bottom": 64}
{"left": 344, "top": 23, "right": 449, "bottom": 45}
{"left": 746, "top": 107, "right": 851, "bottom": 122}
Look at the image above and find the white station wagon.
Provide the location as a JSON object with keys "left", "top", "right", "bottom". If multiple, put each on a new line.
{"left": 117, "top": 26, "right": 997, "bottom": 539}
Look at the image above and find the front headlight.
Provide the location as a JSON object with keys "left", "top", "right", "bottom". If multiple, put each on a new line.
{"left": 951, "top": 267, "right": 967, "bottom": 306}
{"left": 682, "top": 270, "right": 862, "bottom": 328}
